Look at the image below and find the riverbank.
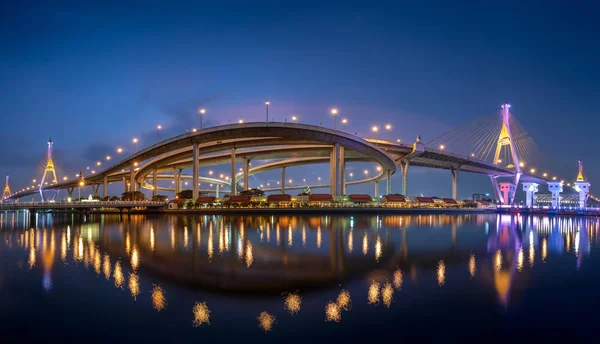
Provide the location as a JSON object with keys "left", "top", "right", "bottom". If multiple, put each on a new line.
{"left": 158, "top": 207, "right": 496, "bottom": 215}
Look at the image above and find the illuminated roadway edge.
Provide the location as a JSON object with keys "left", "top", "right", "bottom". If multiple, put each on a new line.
{"left": 7, "top": 123, "right": 396, "bottom": 199}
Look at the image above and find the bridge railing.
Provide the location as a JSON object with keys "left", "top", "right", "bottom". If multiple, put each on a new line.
{"left": 0, "top": 201, "right": 167, "bottom": 208}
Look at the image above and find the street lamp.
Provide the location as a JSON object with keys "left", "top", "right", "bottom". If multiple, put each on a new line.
{"left": 117, "top": 147, "right": 123, "bottom": 154}
{"left": 291, "top": 116, "right": 297, "bottom": 123}
{"left": 364, "top": 170, "right": 369, "bottom": 178}
{"left": 349, "top": 172, "right": 354, "bottom": 181}
{"left": 440, "top": 145, "right": 445, "bottom": 150}
{"left": 238, "top": 119, "right": 244, "bottom": 124}
{"left": 106, "top": 155, "right": 111, "bottom": 161}
{"left": 199, "top": 108, "right": 206, "bottom": 129}
{"left": 156, "top": 125, "right": 162, "bottom": 143}
{"left": 371, "top": 126, "right": 379, "bottom": 140}
{"left": 331, "top": 108, "right": 338, "bottom": 130}
{"left": 341, "top": 118, "right": 348, "bottom": 132}
{"left": 265, "top": 101, "right": 270, "bottom": 122}
{"left": 385, "top": 124, "right": 392, "bottom": 141}
{"left": 132, "top": 138, "right": 138, "bottom": 151}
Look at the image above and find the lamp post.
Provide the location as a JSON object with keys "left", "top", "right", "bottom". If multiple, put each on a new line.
{"left": 265, "top": 101, "right": 270, "bottom": 122}
{"left": 371, "top": 126, "right": 379, "bottom": 140}
{"left": 342, "top": 118, "right": 348, "bottom": 133}
{"left": 331, "top": 108, "right": 338, "bottom": 130}
{"left": 385, "top": 124, "right": 392, "bottom": 142}
{"left": 199, "top": 108, "right": 206, "bottom": 129}
{"left": 156, "top": 125, "right": 162, "bottom": 143}
{"left": 291, "top": 116, "right": 297, "bottom": 123}
{"left": 132, "top": 138, "right": 138, "bottom": 151}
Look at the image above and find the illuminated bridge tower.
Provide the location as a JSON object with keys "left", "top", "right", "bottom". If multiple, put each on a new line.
{"left": 39, "top": 138, "right": 59, "bottom": 202}
{"left": 492, "top": 100, "right": 522, "bottom": 204}
{"left": 2, "top": 175, "right": 10, "bottom": 200}
{"left": 574, "top": 160, "right": 591, "bottom": 208}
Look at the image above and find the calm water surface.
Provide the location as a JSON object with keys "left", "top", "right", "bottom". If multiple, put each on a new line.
{"left": 1, "top": 212, "right": 600, "bottom": 342}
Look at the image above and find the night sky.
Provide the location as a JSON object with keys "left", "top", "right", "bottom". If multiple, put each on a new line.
{"left": 1, "top": 1, "right": 599, "bottom": 199}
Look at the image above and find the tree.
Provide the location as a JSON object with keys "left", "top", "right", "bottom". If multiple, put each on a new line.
{"left": 121, "top": 191, "right": 145, "bottom": 201}
{"left": 240, "top": 188, "right": 265, "bottom": 196}
{"left": 152, "top": 195, "right": 168, "bottom": 202}
{"left": 109, "top": 196, "right": 119, "bottom": 201}
{"left": 176, "top": 189, "right": 193, "bottom": 199}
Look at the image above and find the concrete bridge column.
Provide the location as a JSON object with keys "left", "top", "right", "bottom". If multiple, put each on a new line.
{"left": 129, "top": 162, "right": 135, "bottom": 194}
{"left": 67, "top": 187, "right": 74, "bottom": 201}
{"left": 522, "top": 182, "right": 539, "bottom": 208}
{"left": 499, "top": 182, "right": 516, "bottom": 205}
{"left": 547, "top": 181, "right": 563, "bottom": 208}
{"left": 330, "top": 144, "right": 340, "bottom": 196}
{"left": 374, "top": 181, "right": 379, "bottom": 198}
{"left": 178, "top": 169, "right": 183, "bottom": 193}
{"left": 450, "top": 165, "right": 460, "bottom": 200}
{"left": 401, "top": 160, "right": 409, "bottom": 195}
{"left": 338, "top": 146, "right": 345, "bottom": 196}
{"left": 122, "top": 176, "right": 128, "bottom": 193}
{"left": 489, "top": 175, "right": 502, "bottom": 203}
{"left": 386, "top": 170, "right": 392, "bottom": 195}
{"left": 152, "top": 169, "right": 158, "bottom": 198}
{"left": 215, "top": 184, "right": 220, "bottom": 198}
{"left": 92, "top": 184, "right": 100, "bottom": 198}
{"left": 103, "top": 176, "right": 108, "bottom": 199}
{"left": 243, "top": 157, "right": 250, "bottom": 190}
{"left": 192, "top": 143, "right": 199, "bottom": 199}
{"left": 230, "top": 148, "right": 237, "bottom": 195}
{"left": 281, "top": 167, "right": 286, "bottom": 194}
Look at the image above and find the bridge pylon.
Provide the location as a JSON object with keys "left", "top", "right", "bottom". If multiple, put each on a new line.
{"left": 493, "top": 100, "right": 522, "bottom": 203}
{"left": 39, "top": 138, "right": 59, "bottom": 202}
{"left": 2, "top": 175, "right": 10, "bottom": 201}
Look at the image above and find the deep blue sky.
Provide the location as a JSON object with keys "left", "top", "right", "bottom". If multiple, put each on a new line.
{"left": 1, "top": 1, "right": 599, "bottom": 199}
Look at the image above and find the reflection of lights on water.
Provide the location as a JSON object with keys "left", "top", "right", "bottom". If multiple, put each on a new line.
{"left": 129, "top": 273, "right": 140, "bottom": 300}
{"left": 302, "top": 226, "right": 306, "bottom": 247}
{"left": 325, "top": 302, "right": 341, "bottom": 322}
{"left": 219, "top": 224, "right": 225, "bottom": 253}
{"left": 94, "top": 250, "right": 101, "bottom": 275}
{"left": 266, "top": 223, "right": 271, "bottom": 243}
{"left": 184, "top": 226, "right": 189, "bottom": 249}
{"left": 197, "top": 224, "right": 201, "bottom": 247}
{"left": 348, "top": 230, "right": 353, "bottom": 253}
{"left": 574, "top": 231, "right": 580, "bottom": 257}
{"left": 113, "top": 261, "right": 124, "bottom": 288}
{"left": 468, "top": 254, "right": 476, "bottom": 278}
{"left": 367, "top": 281, "right": 380, "bottom": 305}
{"left": 152, "top": 285, "right": 167, "bottom": 312}
{"left": 362, "top": 232, "right": 368, "bottom": 256}
{"left": 276, "top": 224, "right": 281, "bottom": 246}
{"left": 542, "top": 237, "right": 548, "bottom": 262}
{"left": 28, "top": 246, "right": 36, "bottom": 268}
{"left": 284, "top": 293, "right": 302, "bottom": 315}
{"left": 529, "top": 237, "right": 535, "bottom": 267}
{"left": 237, "top": 236, "right": 244, "bottom": 260}
{"left": 67, "top": 226, "right": 71, "bottom": 247}
{"left": 103, "top": 254, "right": 111, "bottom": 280}
{"left": 125, "top": 232, "right": 131, "bottom": 255}
{"left": 288, "top": 225, "right": 293, "bottom": 247}
{"left": 317, "top": 226, "right": 322, "bottom": 248}
{"left": 61, "top": 232, "right": 67, "bottom": 261}
{"left": 336, "top": 289, "right": 352, "bottom": 311}
{"left": 517, "top": 248, "right": 524, "bottom": 272}
{"left": 375, "top": 235, "right": 382, "bottom": 262}
{"left": 192, "top": 302, "right": 211, "bottom": 327}
{"left": 257, "top": 311, "right": 276, "bottom": 332}
{"left": 382, "top": 282, "right": 394, "bottom": 308}
{"left": 494, "top": 250, "right": 502, "bottom": 272}
{"left": 245, "top": 240, "right": 253, "bottom": 268}
{"left": 208, "top": 223, "right": 214, "bottom": 260}
{"left": 150, "top": 227, "right": 155, "bottom": 252}
{"left": 393, "top": 269, "right": 403, "bottom": 290}
{"left": 131, "top": 244, "right": 139, "bottom": 271}
{"left": 170, "top": 227, "right": 175, "bottom": 251}
{"left": 77, "top": 237, "right": 84, "bottom": 262}
{"left": 437, "top": 260, "right": 445, "bottom": 287}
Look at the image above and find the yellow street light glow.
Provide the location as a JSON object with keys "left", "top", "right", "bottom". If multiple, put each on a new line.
{"left": 134, "top": 162, "right": 138, "bottom": 166}
{"left": 341, "top": 118, "right": 347, "bottom": 124}
{"left": 371, "top": 126, "right": 378, "bottom": 132}
{"left": 291, "top": 116, "right": 297, "bottom": 122}
{"left": 519, "top": 162, "right": 525, "bottom": 167}
{"left": 543, "top": 173, "right": 548, "bottom": 177}
{"left": 106, "top": 155, "right": 111, "bottom": 160}
{"left": 288, "top": 179, "right": 293, "bottom": 184}
{"left": 552, "top": 176, "right": 557, "bottom": 180}
{"left": 265, "top": 100, "right": 270, "bottom": 105}
{"left": 192, "top": 128, "right": 197, "bottom": 132}
{"left": 385, "top": 124, "right": 392, "bottom": 130}
{"left": 560, "top": 180, "right": 564, "bottom": 183}
{"left": 238, "top": 119, "right": 244, "bottom": 123}
{"left": 376, "top": 166, "right": 382, "bottom": 171}
{"left": 32, "top": 179, "right": 36, "bottom": 183}
{"left": 132, "top": 138, "right": 138, "bottom": 143}
{"left": 209, "top": 170, "right": 213, "bottom": 175}
{"left": 349, "top": 173, "right": 353, "bottom": 177}
{"left": 440, "top": 145, "right": 445, "bottom": 150}
{"left": 117, "top": 147, "right": 123, "bottom": 153}
{"left": 364, "top": 170, "right": 368, "bottom": 175}
{"left": 530, "top": 168, "right": 536, "bottom": 173}
{"left": 199, "top": 108, "right": 206, "bottom": 114}
{"left": 330, "top": 108, "right": 338, "bottom": 115}
{"left": 497, "top": 159, "right": 502, "bottom": 163}
{"left": 96, "top": 161, "right": 101, "bottom": 166}
{"left": 79, "top": 181, "right": 84, "bottom": 186}
{"left": 63, "top": 176, "right": 68, "bottom": 181}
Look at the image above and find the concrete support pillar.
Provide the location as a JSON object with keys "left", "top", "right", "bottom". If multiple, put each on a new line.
{"left": 574, "top": 181, "right": 591, "bottom": 208}
{"left": 489, "top": 175, "right": 502, "bottom": 203}
{"left": 338, "top": 146, "right": 345, "bottom": 196}
{"left": 401, "top": 160, "right": 409, "bottom": 195}
{"left": 136, "top": 183, "right": 141, "bottom": 194}
{"left": 92, "top": 184, "right": 100, "bottom": 197}
{"left": 192, "top": 143, "right": 199, "bottom": 199}
{"left": 129, "top": 162, "right": 135, "bottom": 194}
{"left": 178, "top": 169, "right": 183, "bottom": 192}
{"left": 547, "top": 182, "right": 563, "bottom": 208}
{"left": 386, "top": 170, "right": 392, "bottom": 195}
{"left": 152, "top": 169, "right": 158, "bottom": 198}
{"left": 374, "top": 181, "right": 379, "bottom": 198}
{"left": 103, "top": 175, "right": 108, "bottom": 199}
{"left": 215, "top": 184, "right": 220, "bottom": 198}
{"left": 230, "top": 148, "right": 237, "bottom": 195}
{"left": 330, "top": 144, "right": 341, "bottom": 196}
{"left": 499, "top": 182, "right": 516, "bottom": 205}
{"left": 243, "top": 158, "right": 250, "bottom": 190}
{"left": 450, "top": 165, "right": 460, "bottom": 200}
{"left": 522, "top": 182, "right": 539, "bottom": 208}
{"left": 67, "top": 187, "right": 74, "bottom": 200}
{"left": 123, "top": 176, "right": 128, "bottom": 193}
{"left": 281, "top": 167, "right": 286, "bottom": 194}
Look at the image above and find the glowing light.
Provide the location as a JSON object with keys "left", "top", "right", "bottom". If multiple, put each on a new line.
{"left": 117, "top": 148, "right": 123, "bottom": 153}
{"left": 362, "top": 232, "right": 368, "bottom": 256}
{"left": 60, "top": 232, "right": 67, "bottom": 261}
{"left": 468, "top": 254, "right": 476, "bottom": 278}
{"left": 330, "top": 108, "right": 338, "bottom": 115}
{"left": 347, "top": 230, "right": 353, "bottom": 253}
{"left": 245, "top": 240, "right": 253, "bottom": 268}
{"left": 437, "top": 260, "right": 445, "bottom": 287}
{"left": 497, "top": 159, "right": 502, "bottom": 163}
{"left": 317, "top": 226, "right": 322, "bottom": 248}
{"left": 519, "top": 162, "right": 525, "bottom": 167}
{"left": 367, "top": 281, "right": 380, "bottom": 305}
{"left": 382, "top": 282, "right": 394, "bottom": 308}
{"left": 103, "top": 254, "right": 111, "bottom": 280}
{"left": 517, "top": 247, "right": 524, "bottom": 272}
{"left": 291, "top": 116, "right": 297, "bottom": 122}
{"left": 63, "top": 176, "right": 68, "bottom": 181}
{"left": 341, "top": 118, "right": 347, "bottom": 124}
{"left": 542, "top": 237, "right": 547, "bottom": 262}
{"left": 375, "top": 235, "right": 382, "bottom": 262}
{"left": 192, "top": 302, "right": 211, "bottom": 327}
{"left": 336, "top": 289, "right": 352, "bottom": 311}
{"left": 199, "top": 108, "right": 206, "bottom": 114}
{"left": 552, "top": 176, "right": 557, "bottom": 180}
{"left": 393, "top": 269, "right": 403, "bottom": 289}
{"left": 265, "top": 100, "right": 270, "bottom": 105}
{"left": 302, "top": 226, "right": 307, "bottom": 247}
{"left": 152, "top": 285, "right": 167, "bottom": 311}
{"left": 385, "top": 124, "right": 392, "bottom": 130}
{"left": 439, "top": 144, "right": 445, "bottom": 150}
{"left": 131, "top": 244, "right": 140, "bottom": 271}
{"left": 94, "top": 250, "right": 101, "bottom": 275}
{"left": 325, "top": 302, "right": 341, "bottom": 322}
{"left": 543, "top": 173, "right": 548, "bottom": 177}
{"left": 257, "top": 311, "right": 276, "bottom": 332}
{"left": 529, "top": 232, "right": 535, "bottom": 267}
{"left": 284, "top": 293, "right": 302, "bottom": 315}
{"left": 128, "top": 273, "right": 140, "bottom": 300}
{"left": 287, "top": 225, "right": 293, "bottom": 247}
{"left": 494, "top": 250, "right": 503, "bottom": 272}
{"left": 238, "top": 119, "right": 244, "bottom": 124}
{"left": 530, "top": 168, "right": 536, "bottom": 174}
{"left": 150, "top": 227, "right": 155, "bottom": 252}
{"left": 28, "top": 245, "right": 36, "bottom": 268}
{"left": 113, "top": 260, "right": 124, "bottom": 288}
{"left": 371, "top": 126, "right": 378, "bottom": 133}
{"left": 106, "top": 155, "right": 111, "bottom": 161}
